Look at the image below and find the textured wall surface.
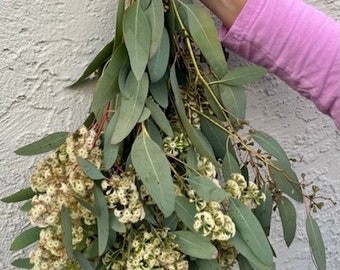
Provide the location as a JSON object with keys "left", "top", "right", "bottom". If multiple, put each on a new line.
{"left": 0, "top": 0, "right": 339, "bottom": 269}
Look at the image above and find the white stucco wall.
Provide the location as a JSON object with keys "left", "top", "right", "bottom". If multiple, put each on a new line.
{"left": 0, "top": 0, "right": 339, "bottom": 269}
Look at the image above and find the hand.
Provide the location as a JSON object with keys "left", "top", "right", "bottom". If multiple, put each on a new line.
{"left": 199, "top": 0, "right": 247, "bottom": 27}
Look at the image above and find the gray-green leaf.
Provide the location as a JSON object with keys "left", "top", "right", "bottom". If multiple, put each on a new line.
{"left": 131, "top": 131, "right": 175, "bottom": 217}
{"left": 123, "top": 1, "right": 151, "bottom": 80}
{"left": 220, "top": 85, "right": 246, "bottom": 125}
{"left": 253, "top": 186, "right": 273, "bottom": 236}
{"left": 1, "top": 187, "right": 35, "bottom": 203}
{"left": 110, "top": 73, "right": 149, "bottom": 144}
{"left": 229, "top": 198, "right": 273, "bottom": 267}
{"left": 277, "top": 196, "right": 296, "bottom": 247}
{"left": 11, "top": 258, "right": 33, "bottom": 269}
{"left": 172, "top": 231, "right": 218, "bottom": 259}
{"left": 15, "top": 132, "right": 68, "bottom": 156}
{"left": 216, "top": 66, "right": 267, "bottom": 86}
{"left": 61, "top": 207, "right": 74, "bottom": 258}
{"left": 175, "top": 196, "right": 196, "bottom": 231}
{"left": 306, "top": 215, "right": 326, "bottom": 270}
{"left": 10, "top": 227, "right": 41, "bottom": 251}
{"left": 77, "top": 157, "right": 105, "bottom": 180}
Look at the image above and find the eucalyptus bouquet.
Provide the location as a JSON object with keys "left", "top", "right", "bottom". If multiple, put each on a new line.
{"left": 2, "top": 0, "right": 330, "bottom": 269}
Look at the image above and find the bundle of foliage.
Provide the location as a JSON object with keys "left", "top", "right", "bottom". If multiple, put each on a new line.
{"left": 2, "top": 0, "right": 331, "bottom": 269}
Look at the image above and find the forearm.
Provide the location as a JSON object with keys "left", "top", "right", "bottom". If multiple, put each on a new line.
{"left": 199, "top": 0, "right": 247, "bottom": 27}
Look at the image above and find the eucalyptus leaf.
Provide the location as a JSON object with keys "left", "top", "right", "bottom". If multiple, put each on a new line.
{"left": 75, "top": 196, "right": 98, "bottom": 216}
{"left": 123, "top": 1, "right": 151, "bottom": 80}
{"left": 138, "top": 107, "right": 151, "bottom": 123}
{"left": 61, "top": 207, "right": 74, "bottom": 258}
{"left": 94, "top": 185, "right": 110, "bottom": 256}
{"left": 163, "top": 212, "right": 179, "bottom": 231}
{"left": 179, "top": 2, "right": 227, "bottom": 78}
{"left": 113, "top": 0, "right": 125, "bottom": 50}
{"left": 10, "top": 258, "right": 33, "bottom": 269}
{"left": 77, "top": 157, "right": 105, "bottom": 180}
{"left": 175, "top": 196, "right": 196, "bottom": 231}
{"left": 118, "top": 62, "right": 133, "bottom": 99}
{"left": 269, "top": 160, "right": 303, "bottom": 203}
{"left": 277, "top": 196, "right": 296, "bottom": 247}
{"left": 237, "top": 254, "right": 254, "bottom": 270}
{"left": 110, "top": 73, "right": 149, "bottom": 144}
{"left": 306, "top": 215, "right": 326, "bottom": 270}
{"left": 150, "top": 75, "right": 169, "bottom": 109}
{"left": 145, "top": 0, "right": 164, "bottom": 58}
{"left": 253, "top": 186, "right": 273, "bottom": 236}
{"left": 20, "top": 201, "right": 32, "bottom": 212}
{"left": 15, "top": 132, "right": 68, "bottom": 156}
{"left": 146, "top": 119, "right": 163, "bottom": 147}
{"left": 110, "top": 211, "right": 126, "bottom": 233}
{"left": 186, "top": 176, "right": 230, "bottom": 201}
{"left": 91, "top": 43, "right": 128, "bottom": 117}
{"left": 216, "top": 66, "right": 267, "bottom": 86}
{"left": 193, "top": 259, "right": 220, "bottom": 270}
{"left": 229, "top": 198, "right": 273, "bottom": 267}
{"left": 10, "top": 227, "right": 41, "bottom": 251}
{"left": 230, "top": 232, "right": 274, "bottom": 270}
{"left": 252, "top": 130, "right": 290, "bottom": 166}
{"left": 1, "top": 187, "right": 35, "bottom": 203}
{"left": 148, "top": 27, "right": 170, "bottom": 82}
{"left": 200, "top": 116, "right": 228, "bottom": 159}
{"left": 131, "top": 131, "right": 175, "bottom": 217}
{"left": 222, "top": 151, "right": 241, "bottom": 181}
{"left": 74, "top": 251, "right": 94, "bottom": 270}
{"left": 170, "top": 65, "right": 219, "bottom": 167}
{"left": 220, "top": 84, "right": 246, "bottom": 125}
{"left": 173, "top": 231, "right": 218, "bottom": 259}
{"left": 71, "top": 40, "right": 114, "bottom": 86}
{"left": 146, "top": 97, "right": 174, "bottom": 137}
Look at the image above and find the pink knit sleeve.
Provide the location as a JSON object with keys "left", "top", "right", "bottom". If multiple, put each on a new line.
{"left": 219, "top": 0, "right": 340, "bottom": 128}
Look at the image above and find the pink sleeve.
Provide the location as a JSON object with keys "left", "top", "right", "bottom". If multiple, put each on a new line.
{"left": 219, "top": 0, "right": 340, "bottom": 129}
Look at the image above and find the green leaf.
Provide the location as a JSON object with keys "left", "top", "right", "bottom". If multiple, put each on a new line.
{"left": 269, "top": 160, "right": 303, "bottom": 202}
{"left": 200, "top": 116, "right": 228, "bottom": 159}
{"left": 179, "top": 3, "right": 227, "bottom": 78}
{"left": 138, "top": 107, "right": 151, "bottom": 122}
{"left": 91, "top": 43, "right": 128, "bottom": 117}
{"left": 20, "top": 201, "right": 32, "bottom": 212}
{"left": 150, "top": 75, "right": 169, "bottom": 109}
{"left": 193, "top": 259, "right": 220, "bottom": 270}
{"left": 75, "top": 196, "right": 98, "bottom": 216}
{"left": 277, "top": 196, "right": 296, "bottom": 247}
{"left": 74, "top": 251, "right": 94, "bottom": 270}
{"left": 77, "top": 157, "right": 105, "bottom": 180}
{"left": 131, "top": 131, "right": 175, "bottom": 217}
{"left": 220, "top": 85, "right": 246, "bottom": 124}
{"left": 61, "top": 207, "right": 74, "bottom": 258}
{"left": 11, "top": 258, "right": 33, "bottom": 269}
{"left": 216, "top": 66, "right": 267, "bottom": 86}
{"left": 222, "top": 151, "right": 241, "bottom": 181}
{"left": 163, "top": 212, "right": 179, "bottom": 231}
{"left": 148, "top": 27, "right": 170, "bottom": 82}
{"left": 252, "top": 130, "right": 290, "bottom": 166}
{"left": 144, "top": 0, "right": 164, "bottom": 58}
{"left": 15, "top": 132, "right": 68, "bottom": 156}
{"left": 113, "top": 0, "right": 125, "bottom": 50}
{"left": 94, "top": 185, "right": 110, "bottom": 256}
{"left": 186, "top": 176, "right": 230, "bottom": 201}
{"left": 173, "top": 231, "right": 218, "bottom": 259}
{"left": 229, "top": 198, "right": 273, "bottom": 267}
{"left": 118, "top": 62, "right": 133, "bottom": 99}
{"left": 237, "top": 254, "right": 254, "bottom": 270}
{"left": 84, "top": 238, "right": 99, "bottom": 259}
{"left": 306, "top": 215, "right": 326, "bottom": 270}
{"left": 1, "top": 187, "right": 35, "bottom": 203}
{"left": 146, "top": 97, "right": 174, "bottom": 137}
{"left": 110, "top": 73, "right": 149, "bottom": 144}
{"left": 10, "top": 227, "right": 41, "bottom": 251}
{"left": 230, "top": 232, "right": 274, "bottom": 270}
{"left": 103, "top": 115, "right": 120, "bottom": 170}
{"left": 146, "top": 119, "right": 163, "bottom": 147}
{"left": 123, "top": 1, "right": 151, "bottom": 80}
{"left": 71, "top": 40, "right": 114, "bottom": 86}
{"left": 253, "top": 186, "right": 273, "bottom": 236}
{"left": 170, "top": 65, "right": 219, "bottom": 167}
{"left": 175, "top": 196, "right": 196, "bottom": 231}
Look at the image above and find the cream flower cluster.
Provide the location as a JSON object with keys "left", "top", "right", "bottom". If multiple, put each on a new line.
{"left": 225, "top": 173, "right": 266, "bottom": 208}
{"left": 28, "top": 126, "right": 103, "bottom": 269}
{"left": 103, "top": 228, "right": 188, "bottom": 270}
{"left": 101, "top": 173, "right": 145, "bottom": 224}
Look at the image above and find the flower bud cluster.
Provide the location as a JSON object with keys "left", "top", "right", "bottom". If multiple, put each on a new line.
{"left": 187, "top": 184, "right": 235, "bottom": 242}
{"left": 101, "top": 173, "right": 145, "bottom": 224}
{"left": 225, "top": 173, "right": 266, "bottom": 209}
{"left": 217, "top": 241, "right": 238, "bottom": 269}
{"left": 104, "top": 228, "right": 188, "bottom": 270}
{"left": 28, "top": 126, "right": 103, "bottom": 269}
{"left": 197, "top": 155, "right": 216, "bottom": 179}
{"left": 163, "top": 133, "right": 190, "bottom": 157}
